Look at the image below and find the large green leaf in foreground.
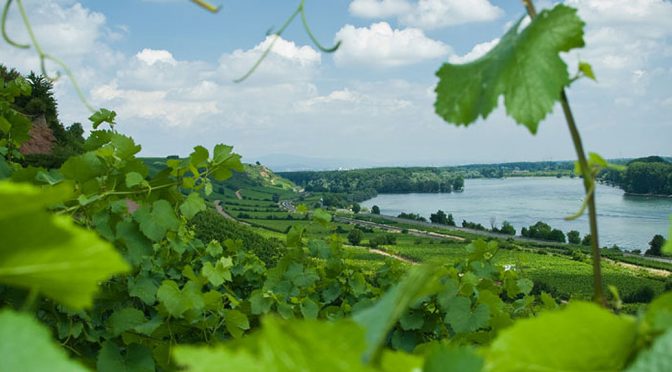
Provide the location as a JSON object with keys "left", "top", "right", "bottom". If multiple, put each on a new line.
{"left": 0, "top": 182, "right": 129, "bottom": 309}
{"left": 174, "top": 317, "right": 373, "bottom": 372}
{"left": 0, "top": 310, "right": 88, "bottom": 372}
{"left": 435, "top": 4, "right": 585, "bottom": 133}
{"left": 485, "top": 302, "right": 637, "bottom": 371}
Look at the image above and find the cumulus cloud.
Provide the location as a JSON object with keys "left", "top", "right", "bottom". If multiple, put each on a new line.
{"left": 564, "top": 0, "right": 672, "bottom": 91}
{"left": 449, "top": 38, "right": 499, "bottom": 64}
{"left": 349, "top": 0, "right": 412, "bottom": 18}
{"left": 348, "top": 0, "right": 503, "bottom": 29}
{"left": 217, "top": 36, "right": 321, "bottom": 82}
{"left": 136, "top": 49, "right": 177, "bottom": 66}
{"left": 2, "top": 0, "right": 670, "bottom": 165}
{"left": 91, "top": 35, "right": 323, "bottom": 127}
{"left": 334, "top": 22, "right": 450, "bottom": 67}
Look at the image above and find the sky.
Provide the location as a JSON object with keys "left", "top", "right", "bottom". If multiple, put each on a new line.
{"left": 1, "top": 0, "right": 671, "bottom": 170}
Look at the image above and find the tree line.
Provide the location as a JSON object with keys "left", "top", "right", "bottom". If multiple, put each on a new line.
{"left": 279, "top": 167, "right": 465, "bottom": 195}
{"left": 599, "top": 156, "right": 672, "bottom": 196}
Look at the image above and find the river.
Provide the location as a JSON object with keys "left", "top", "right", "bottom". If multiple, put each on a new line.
{"left": 361, "top": 177, "right": 672, "bottom": 251}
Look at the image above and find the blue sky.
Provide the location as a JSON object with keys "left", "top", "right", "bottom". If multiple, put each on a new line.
{"left": 2, "top": 0, "right": 671, "bottom": 170}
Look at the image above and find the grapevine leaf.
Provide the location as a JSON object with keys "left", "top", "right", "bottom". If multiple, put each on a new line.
{"left": 134, "top": 200, "right": 179, "bottom": 242}
{"left": 353, "top": 265, "right": 441, "bottom": 363}
{"left": 157, "top": 280, "right": 189, "bottom": 317}
{"left": 129, "top": 277, "right": 158, "bottom": 305}
{"left": 300, "top": 298, "right": 320, "bottom": 320}
{"left": 312, "top": 208, "right": 332, "bottom": 227}
{"left": 223, "top": 309, "right": 250, "bottom": 339}
{"left": 97, "top": 341, "right": 155, "bottom": 372}
{"left": 174, "top": 317, "right": 369, "bottom": 372}
{"left": 0, "top": 157, "right": 12, "bottom": 179}
{"left": 206, "top": 240, "right": 223, "bottom": 257}
{"left": 435, "top": 4, "right": 585, "bottom": 133}
{"left": 399, "top": 310, "right": 424, "bottom": 331}
{"left": 134, "top": 316, "right": 164, "bottom": 336}
{"left": 115, "top": 219, "right": 153, "bottom": 266}
{"left": 60, "top": 152, "right": 106, "bottom": 183}
{"left": 107, "top": 308, "right": 147, "bottom": 337}
{"left": 444, "top": 296, "right": 490, "bottom": 334}
{"left": 425, "top": 346, "right": 484, "bottom": 372}
{"left": 644, "top": 292, "right": 672, "bottom": 332}
{"left": 110, "top": 133, "right": 141, "bottom": 160}
{"left": 212, "top": 144, "right": 234, "bottom": 165}
{"left": 380, "top": 351, "right": 424, "bottom": 372}
{"left": 626, "top": 329, "right": 672, "bottom": 372}
{"left": 201, "top": 257, "right": 233, "bottom": 287}
{"left": 250, "top": 290, "right": 273, "bottom": 315}
{"left": 663, "top": 217, "right": 672, "bottom": 256}
{"left": 0, "top": 116, "right": 10, "bottom": 132}
{"left": 286, "top": 225, "right": 305, "bottom": 247}
{"left": 157, "top": 280, "right": 204, "bottom": 318}
{"left": 0, "top": 310, "right": 88, "bottom": 372}
{"left": 579, "top": 61, "right": 596, "bottom": 81}
{"left": 0, "top": 182, "right": 130, "bottom": 309}
{"left": 89, "top": 108, "right": 117, "bottom": 129}
{"left": 125, "top": 172, "right": 144, "bottom": 188}
{"left": 486, "top": 302, "right": 637, "bottom": 371}
{"left": 190, "top": 146, "right": 209, "bottom": 167}
{"left": 180, "top": 192, "right": 206, "bottom": 219}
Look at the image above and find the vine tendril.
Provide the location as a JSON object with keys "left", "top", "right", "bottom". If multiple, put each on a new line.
{"left": 190, "top": 0, "right": 221, "bottom": 14}
{"left": 2, "top": 0, "right": 96, "bottom": 112}
{"left": 2, "top": 0, "right": 28, "bottom": 48}
{"left": 235, "top": 0, "right": 341, "bottom": 83}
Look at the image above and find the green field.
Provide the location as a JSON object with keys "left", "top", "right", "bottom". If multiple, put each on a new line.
{"left": 201, "top": 166, "right": 669, "bottom": 306}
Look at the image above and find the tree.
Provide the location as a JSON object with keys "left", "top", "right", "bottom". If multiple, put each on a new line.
{"left": 521, "top": 227, "right": 529, "bottom": 237}
{"left": 549, "top": 229, "right": 566, "bottom": 243}
{"left": 352, "top": 203, "right": 361, "bottom": 214}
{"left": 500, "top": 221, "right": 516, "bottom": 235}
{"left": 371, "top": 205, "right": 380, "bottom": 215}
{"left": 272, "top": 194, "right": 280, "bottom": 202}
{"left": 446, "top": 213, "right": 455, "bottom": 226}
{"left": 567, "top": 230, "right": 581, "bottom": 244}
{"left": 347, "top": 228, "right": 363, "bottom": 246}
{"left": 582, "top": 234, "right": 592, "bottom": 246}
{"left": 430, "top": 210, "right": 448, "bottom": 225}
{"left": 646, "top": 235, "right": 667, "bottom": 256}
{"left": 452, "top": 177, "right": 464, "bottom": 191}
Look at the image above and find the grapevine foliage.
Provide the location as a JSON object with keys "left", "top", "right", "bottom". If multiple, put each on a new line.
{"left": 435, "top": 4, "right": 585, "bottom": 133}
{"left": 0, "top": 310, "right": 88, "bottom": 372}
{"left": 0, "top": 182, "right": 129, "bottom": 308}
{"left": 1, "top": 2, "right": 672, "bottom": 371}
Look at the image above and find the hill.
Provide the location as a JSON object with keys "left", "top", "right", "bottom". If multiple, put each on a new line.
{"left": 143, "top": 157, "right": 297, "bottom": 196}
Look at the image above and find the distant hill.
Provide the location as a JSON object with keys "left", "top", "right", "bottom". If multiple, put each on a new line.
{"left": 142, "top": 157, "right": 297, "bottom": 192}
{"left": 627, "top": 156, "right": 670, "bottom": 165}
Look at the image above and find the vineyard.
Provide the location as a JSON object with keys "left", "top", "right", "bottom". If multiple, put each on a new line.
{"left": 1, "top": 0, "right": 672, "bottom": 371}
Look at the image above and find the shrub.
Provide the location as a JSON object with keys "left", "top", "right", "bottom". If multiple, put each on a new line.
{"left": 623, "top": 285, "right": 655, "bottom": 304}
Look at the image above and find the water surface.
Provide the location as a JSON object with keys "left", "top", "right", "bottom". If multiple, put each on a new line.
{"left": 361, "top": 177, "right": 672, "bottom": 251}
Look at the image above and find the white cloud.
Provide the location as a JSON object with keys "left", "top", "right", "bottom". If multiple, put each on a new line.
{"left": 349, "top": 0, "right": 503, "bottom": 29}
{"left": 294, "top": 88, "right": 412, "bottom": 114}
{"left": 217, "top": 36, "right": 321, "bottom": 82}
{"left": 334, "top": 22, "right": 450, "bottom": 67}
{"left": 562, "top": 0, "right": 672, "bottom": 96}
{"left": 1, "top": 0, "right": 670, "bottom": 166}
{"left": 449, "top": 38, "right": 499, "bottom": 64}
{"left": 136, "top": 49, "right": 177, "bottom": 66}
{"left": 349, "top": 0, "right": 412, "bottom": 18}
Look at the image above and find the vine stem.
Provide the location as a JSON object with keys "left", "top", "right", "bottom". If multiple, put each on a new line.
{"left": 10, "top": 0, "right": 96, "bottom": 112}
{"left": 523, "top": 0, "right": 605, "bottom": 305}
